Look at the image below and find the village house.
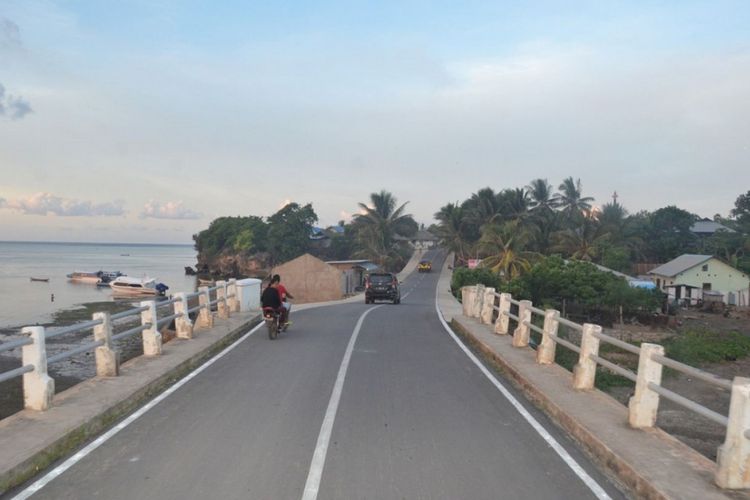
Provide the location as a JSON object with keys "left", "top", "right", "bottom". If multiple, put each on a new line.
{"left": 648, "top": 254, "right": 750, "bottom": 306}
{"left": 325, "top": 259, "right": 380, "bottom": 292}
{"left": 271, "top": 254, "right": 348, "bottom": 303}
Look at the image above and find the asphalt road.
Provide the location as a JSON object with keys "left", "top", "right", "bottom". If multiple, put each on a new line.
{"left": 9, "top": 249, "right": 627, "bottom": 500}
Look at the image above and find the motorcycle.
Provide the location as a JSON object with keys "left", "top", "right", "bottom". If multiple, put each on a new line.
{"left": 263, "top": 307, "right": 281, "bottom": 339}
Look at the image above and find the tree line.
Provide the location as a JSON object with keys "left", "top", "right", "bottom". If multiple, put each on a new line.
{"left": 193, "top": 190, "right": 419, "bottom": 272}
{"left": 434, "top": 179, "right": 750, "bottom": 277}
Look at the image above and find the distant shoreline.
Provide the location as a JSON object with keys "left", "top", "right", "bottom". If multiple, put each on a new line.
{"left": 0, "top": 240, "right": 193, "bottom": 247}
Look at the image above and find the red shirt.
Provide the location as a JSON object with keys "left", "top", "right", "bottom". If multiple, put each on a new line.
{"left": 277, "top": 284, "right": 288, "bottom": 302}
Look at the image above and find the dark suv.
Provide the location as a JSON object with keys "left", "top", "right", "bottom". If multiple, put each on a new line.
{"left": 365, "top": 273, "right": 401, "bottom": 304}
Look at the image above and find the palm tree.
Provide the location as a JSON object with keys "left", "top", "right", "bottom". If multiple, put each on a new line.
{"left": 526, "top": 178, "right": 556, "bottom": 213}
{"left": 434, "top": 202, "right": 473, "bottom": 264}
{"left": 550, "top": 216, "right": 609, "bottom": 261}
{"left": 554, "top": 177, "right": 594, "bottom": 221}
{"left": 479, "top": 221, "right": 538, "bottom": 280}
{"left": 352, "top": 190, "right": 417, "bottom": 269}
{"left": 462, "top": 187, "right": 503, "bottom": 231}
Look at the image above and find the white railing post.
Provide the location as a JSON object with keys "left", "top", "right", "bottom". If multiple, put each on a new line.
{"left": 173, "top": 292, "right": 193, "bottom": 339}
{"left": 512, "top": 300, "right": 533, "bottom": 347}
{"left": 480, "top": 288, "right": 496, "bottom": 325}
{"left": 140, "top": 300, "right": 162, "bottom": 356}
{"left": 473, "top": 284, "right": 486, "bottom": 318}
{"left": 715, "top": 376, "right": 750, "bottom": 489}
{"left": 628, "top": 343, "right": 665, "bottom": 427}
{"left": 494, "top": 293, "right": 511, "bottom": 334}
{"left": 216, "top": 280, "right": 229, "bottom": 319}
{"left": 198, "top": 286, "right": 213, "bottom": 328}
{"left": 461, "top": 286, "right": 474, "bottom": 317}
{"left": 537, "top": 309, "right": 560, "bottom": 365}
{"left": 21, "top": 326, "right": 55, "bottom": 411}
{"left": 573, "top": 323, "right": 601, "bottom": 390}
{"left": 93, "top": 312, "right": 119, "bottom": 377}
{"left": 227, "top": 278, "right": 240, "bottom": 312}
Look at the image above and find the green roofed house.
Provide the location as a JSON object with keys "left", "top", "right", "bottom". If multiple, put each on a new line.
{"left": 648, "top": 254, "right": 750, "bottom": 306}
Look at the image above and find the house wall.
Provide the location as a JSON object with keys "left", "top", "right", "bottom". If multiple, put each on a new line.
{"left": 653, "top": 258, "right": 750, "bottom": 304}
{"left": 272, "top": 254, "right": 344, "bottom": 303}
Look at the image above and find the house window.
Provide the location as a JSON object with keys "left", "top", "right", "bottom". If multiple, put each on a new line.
{"left": 702, "top": 283, "right": 712, "bottom": 291}
{"left": 656, "top": 278, "right": 661, "bottom": 289}
{"left": 702, "top": 264, "right": 708, "bottom": 272}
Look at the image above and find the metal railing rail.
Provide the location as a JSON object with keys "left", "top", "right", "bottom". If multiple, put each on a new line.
{"left": 110, "top": 305, "right": 149, "bottom": 321}
{"left": 0, "top": 364, "right": 34, "bottom": 384}
{"left": 112, "top": 323, "right": 152, "bottom": 342}
{"left": 48, "top": 340, "right": 104, "bottom": 365}
{"left": 46, "top": 318, "right": 104, "bottom": 340}
{"left": 0, "top": 337, "right": 33, "bottom": 354}
{"left": 462, "top": 284, "right": 750, "bottom": 489}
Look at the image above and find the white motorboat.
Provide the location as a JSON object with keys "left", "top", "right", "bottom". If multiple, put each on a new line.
{"left": 109, "top": 276, "right": 159, "bottom": 295}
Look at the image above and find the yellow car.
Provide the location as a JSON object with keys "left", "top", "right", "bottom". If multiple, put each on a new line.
{"left": 418, "top": 260, "right": 432, "bottom": 273}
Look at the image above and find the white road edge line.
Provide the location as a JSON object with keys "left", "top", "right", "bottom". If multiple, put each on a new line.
{"left": 434, "top": 286, "right": 612, "bottom": 500}
{"left": 301, "top": 305, "right": 381, "bottom": 500}
{"left": 12, "top": 321, "right": 266, "bottom": 500}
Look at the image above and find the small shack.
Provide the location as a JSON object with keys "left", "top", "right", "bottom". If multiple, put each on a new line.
{"left": 271, "top": 253, "right": 347, "bottom": 303}
{"left": 326, "top": 260, "right": 380, "bottom": 294}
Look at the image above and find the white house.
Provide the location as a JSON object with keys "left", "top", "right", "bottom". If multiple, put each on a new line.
{"left": 648, "top": 254, "right": 750, "bottom": 306}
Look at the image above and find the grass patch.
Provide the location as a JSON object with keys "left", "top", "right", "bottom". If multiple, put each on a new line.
{"left": 665, "top": 329, "right": 750, "bottom": 366}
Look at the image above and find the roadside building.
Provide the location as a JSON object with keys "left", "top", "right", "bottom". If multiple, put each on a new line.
{"left": 326, "top": 260, "right": 380, "bottom": 294}
{"left": 271, "top": 253, "right": 347, "bottom": 303}
{"left": 648, "top": 254, "right": 749, "bottom": 306}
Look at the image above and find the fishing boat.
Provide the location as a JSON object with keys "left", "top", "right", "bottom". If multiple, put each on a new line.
{"left": 110, "top": 276, "right": 168, "bottom": 296}
{"left": 30, "top": 277, "right": 49, "bottom": 282}
{"left": 67, "top": 271, "right": 103, "bottom": 283}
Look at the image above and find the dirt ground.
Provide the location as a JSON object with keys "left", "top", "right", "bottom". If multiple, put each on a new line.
{"left": 604, "top": 306, "right": 750, "bottom": 460}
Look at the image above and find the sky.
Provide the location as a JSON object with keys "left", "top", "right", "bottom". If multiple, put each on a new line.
{"left": 1, "top": 0, "right": 749, "bottom": 244}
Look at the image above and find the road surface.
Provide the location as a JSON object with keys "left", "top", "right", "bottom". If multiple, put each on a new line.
{"left": 8, "top": 250, "right": 626, "bottom": 500}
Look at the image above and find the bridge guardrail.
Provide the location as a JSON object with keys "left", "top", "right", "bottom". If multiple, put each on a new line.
{"left": 461, "top": 284, "right": 750, "bottom": 490}
{"left": 0, "top": 279, "right": 242, "bottom": 414}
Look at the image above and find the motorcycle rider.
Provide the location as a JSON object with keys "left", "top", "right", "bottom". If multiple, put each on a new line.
{"left": 273, "top": 274, "right": 294, "bottom": 325}
{"left": 260, "top": 277, "right": 283, "bottom": 317}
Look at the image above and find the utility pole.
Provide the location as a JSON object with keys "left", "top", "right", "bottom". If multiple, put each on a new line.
{"left": 612, "top": 191, "right": 619, "bottom": 205}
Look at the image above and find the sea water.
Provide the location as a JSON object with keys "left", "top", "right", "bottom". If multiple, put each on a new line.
{"left": 0, "top": 241, "right": 197, "bottom": 330}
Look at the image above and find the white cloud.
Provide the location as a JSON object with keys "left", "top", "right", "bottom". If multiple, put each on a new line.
{"left": 140, "top": 200, "right": 202, "bottom": 220}
{"left": 0, "top": 192, "right": 126, "bottom": 216}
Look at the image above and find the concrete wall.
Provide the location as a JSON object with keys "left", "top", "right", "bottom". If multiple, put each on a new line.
{"left": 272, "top": 254, "right": 345, "bottom": 303}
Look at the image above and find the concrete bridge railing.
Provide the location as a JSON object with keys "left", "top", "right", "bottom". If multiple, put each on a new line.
{"left": 462, "top": 284, "right": 750, "bottom": 490}
{"left": 0, "top": 279, "right": 250, "bottom": 415}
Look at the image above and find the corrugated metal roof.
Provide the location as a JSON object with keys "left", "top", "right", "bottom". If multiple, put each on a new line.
{"left": 690, "top": 220, "right": 735, "bottom": 234}
{"left": 648, "top": 254, "right": 713, "bottom": 277}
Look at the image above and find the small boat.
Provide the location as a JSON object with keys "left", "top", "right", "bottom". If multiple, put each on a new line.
{"left": 30, "top": 277, "right": 49, "bottom": 282}
{"left": 198, "top": 278, "right": 215, "bottom": 286}
{"left": 110, "top": 276, "right": 168, "bottom": 296}
{"left": 67, "top": 271, "right": 103, "bottom": 283}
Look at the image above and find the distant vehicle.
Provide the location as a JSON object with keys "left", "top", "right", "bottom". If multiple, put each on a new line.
{"left": 418, "top": 260, "right": 432, "bottom": 273}
{"left": 110, "top": 276, "right": 168, "bottom": 296}
{"left": 365, "top": 272, "right": 400, "bottom": 304}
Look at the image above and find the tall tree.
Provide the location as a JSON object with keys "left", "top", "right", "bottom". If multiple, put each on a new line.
{"left": 554, "top": 177, "right": 594, "bottom": 222}
{"left": 352, "top": 190, "right": 418, "bottom": 270}
{"left": 479, "top": 221, "right": 537, "bottom": 280}
{"left": 434, "top": 202, "right": 473, "bottom": 264}
{"left": 266, "top": 202, "right": 318, "bottom": 265}
{"left": 526, "top": 178, "right": 556, "bottom": 213}
{"left": 550, "top": 216, "right": 609, "bottom": 261}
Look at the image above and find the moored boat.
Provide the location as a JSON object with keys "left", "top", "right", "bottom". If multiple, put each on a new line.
{"left": 110, "top": 276, "right": 168, "bottom": 296}
{"left": 30, "top": 277, "right": 49, "bottom": 282}
{"left": 67, "top": 271, "right": 103, "bottom": 283}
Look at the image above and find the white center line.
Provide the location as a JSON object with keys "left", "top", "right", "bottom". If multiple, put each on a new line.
{"left": 301, "top": 305, "right": 381, "bottom": 500}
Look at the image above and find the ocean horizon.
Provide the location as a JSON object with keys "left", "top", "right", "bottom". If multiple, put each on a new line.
{"left": 0, "top": 241, "right": 198, "bottom": 330}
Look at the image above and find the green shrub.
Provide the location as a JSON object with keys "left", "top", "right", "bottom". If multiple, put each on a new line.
{"left": 450, "top": 267, "right": 502, "bottom": 299}
{"left": 665, "top": 329, "right": 750, "bottom": 366}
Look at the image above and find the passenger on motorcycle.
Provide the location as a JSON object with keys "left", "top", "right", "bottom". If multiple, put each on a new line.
{"left": 272, "top": 274, "right": 294, "bottom": 325}
{"left": 261, "top": 278, "right": 283, "bottom": 318}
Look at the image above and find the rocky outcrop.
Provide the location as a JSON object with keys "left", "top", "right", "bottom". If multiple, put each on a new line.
{"left": 196, "top": 252, "right": 271, "bottom": 279}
